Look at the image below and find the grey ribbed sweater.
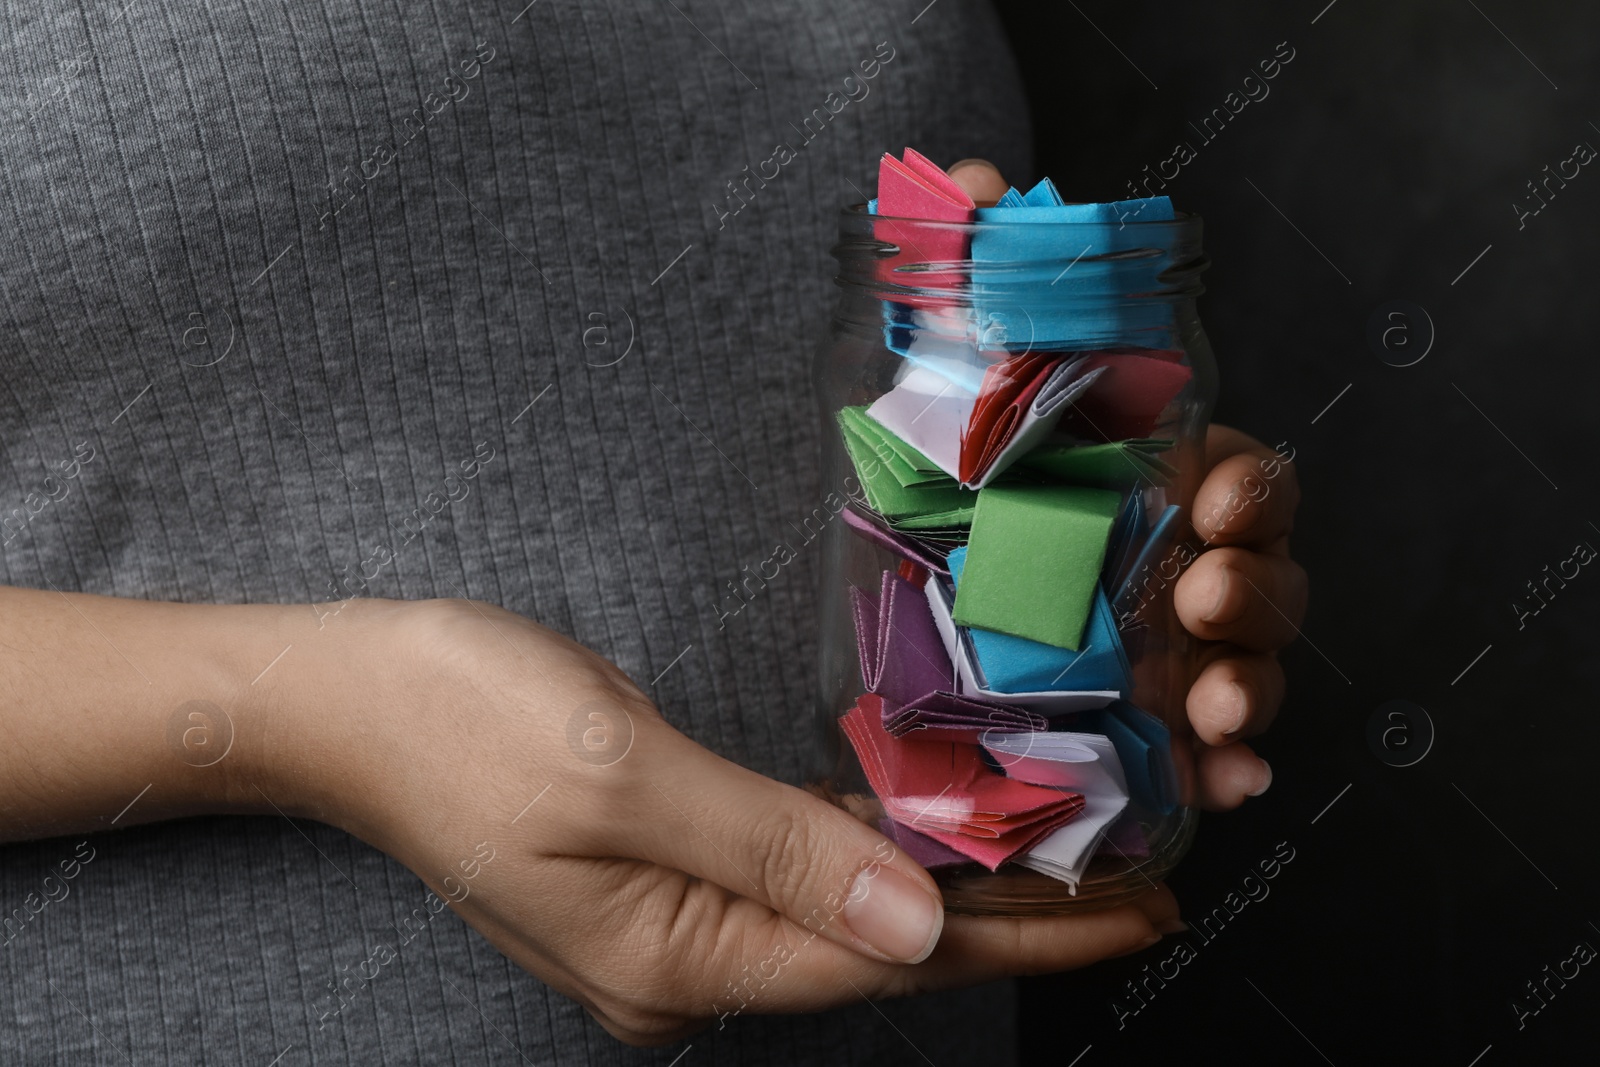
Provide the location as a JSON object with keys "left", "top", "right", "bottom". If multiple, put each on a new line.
{"left": 0, "top": 1, "right": 1032, "bottom": 1062}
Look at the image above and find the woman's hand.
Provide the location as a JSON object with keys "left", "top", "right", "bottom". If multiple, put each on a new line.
{"left": 265, "top": 598, "right": 1182, "bottom": 1046}
{"left": 948, "top": 159, "right": 1307, "bottom": 811}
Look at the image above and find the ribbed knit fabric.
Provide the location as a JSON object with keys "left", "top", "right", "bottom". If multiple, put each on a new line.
{"left": 0, "top": 1, "right": 1033, "bottom": 1063}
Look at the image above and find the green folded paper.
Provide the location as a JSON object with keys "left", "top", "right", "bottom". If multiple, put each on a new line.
{"left": 1020, "top": 438, "right": 1177, "bottom": 488}
{"left": 951, "top": 484, "right": 1123, "bottom": 651}
{"left": 838, "top": 408, "right": 977, "bottom": 521}
{"left": 837, "top": 406, "right": 950, "bottom": 487}
{"left": 889, "top": 510, "right": 975, "bottom": 532}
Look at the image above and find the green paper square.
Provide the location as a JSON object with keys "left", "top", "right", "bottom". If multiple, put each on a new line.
{"left": 951, "top": 484, "right": 1123, "bottom": 651}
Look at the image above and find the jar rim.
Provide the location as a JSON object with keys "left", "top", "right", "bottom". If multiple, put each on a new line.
{"left": 839, "top": 202, "right": 1205, "bottom": 231}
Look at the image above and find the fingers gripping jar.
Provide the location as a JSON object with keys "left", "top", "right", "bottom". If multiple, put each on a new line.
{"left": 808, "top": 201, "right": 1216, "bottom": 916}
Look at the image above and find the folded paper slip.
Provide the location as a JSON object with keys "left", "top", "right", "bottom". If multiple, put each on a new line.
{"left": 1057, "top": 351, "right": 1193, "bottom": 443}
{"left": 878, "top": 818, "right": 972, "bottom": 870}
{"left": 1075, "top": 702, "right": 1180, "bottom": 815}
{"left": 883, "top": 690, "right": 1048, "bottom": 743}
{"left": 837, "top": 407, "right": 977, "bottom": 523}
{"left": 982, "top": 730, "right": 1132, "bottom": 890}
{"left": 996, "top": 176, "right": 1068, "bottom": 208}
{"left": 841, "top": 507, "right": 951, "bottom": 574}
{"left": 963, "top": 354, "right": 1109, "bottom": 487}
{"left": 960, "top": 352, "right": 1060, "bottom": 486}
{"left": 1110, "top": 503, "right": 1185, "bottom": 621}
{"left": 1020, "top": 437, "right": 1177, "bottom": 489}
{"left": 838, "top": 405, "right": 952, "bottom": 488}
{"left": 1102, "top": 491, "right": 1149, "bottom": 601}
{"left": 982, "top": 730, "right": 1130, "bottom": 795}
{"left": 952, "top": 483, "right": 1123, "bottom": 651}
{"left": 923, "top": 575, "right": 1119, "bottom": 713}
{"left": 872, "top": 149, "right": 974, "bottom": 306}
{"left": 839, "top": 697, "right": 1085, "bottom": 869}
{"left": 970, "top": 193, "right": 1178, "bottom": 350}
{"left": 1013, "top": 785, "right": 1132, "bottom": 891}
{"left": 947, "top": 547, "right": 1131, "bottom": 695}
{"left": 867, "top": 358, "right": 1109, "bottom": 492}
{"left": 851, "top": 570, "right": 956, "bottom": 707}
{"left": 1101, "top": 811, "right": 1151, "bottom": 859}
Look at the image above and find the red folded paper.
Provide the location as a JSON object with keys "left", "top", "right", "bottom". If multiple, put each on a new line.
{"left": 840, "top": 695, "right": 1084, "bottom": 870}
{"left": 1057, "top": 350, "right": 1193, "bottom": 442}
{"left": 958, "top": 351, "right": 1064, "bottom": 485}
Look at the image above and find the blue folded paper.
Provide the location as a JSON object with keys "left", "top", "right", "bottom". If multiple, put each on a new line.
{"left": 1111, "top": 503, "right": 1186, "bottom": 621}
{"left": 971, "top": 183, "right": 1179, "bottom": 350}
{"left": 948, "top": 546, "right": 1132, "bottom": 695}
{"left": 1076, "top": 701, "right": 1178, "bottom": 815}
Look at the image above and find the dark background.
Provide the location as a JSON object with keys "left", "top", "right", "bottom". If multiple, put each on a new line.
{"left": 992, "top": 1, "right": 1600, "bottom": 1063}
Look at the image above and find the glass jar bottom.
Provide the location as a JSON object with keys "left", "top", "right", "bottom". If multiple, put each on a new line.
{"left": 934, "top": 807, "right": 1198, "bottom": 916}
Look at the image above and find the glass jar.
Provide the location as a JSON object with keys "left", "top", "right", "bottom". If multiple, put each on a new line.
{"left": 808, "top": 202, "right": 1215, "bottom": 916}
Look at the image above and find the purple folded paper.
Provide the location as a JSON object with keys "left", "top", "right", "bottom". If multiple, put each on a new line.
{"left": 879, "top": 818, "right": 973, "bottom": 870}
{"left": 842, "top": 507, "right": 951, "bottom": 574}
{"left": 851, "top": 570, "right": 957, "bottom": 706}
{"left": 1098, "top": 813, "right": 1151, "bottom": 859}
{"left": 884, "top": 690, "right": 1048, "bottom": 743}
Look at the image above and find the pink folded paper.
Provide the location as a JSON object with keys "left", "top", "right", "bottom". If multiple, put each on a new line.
{"left": 875, "top": 149, "right": 975, "bottom": 308}
{"left": 851, "top": 570, "right": 956, "bottom": 707}
{"left": 840, "top": 696, "right": 1085, "bottom": 871}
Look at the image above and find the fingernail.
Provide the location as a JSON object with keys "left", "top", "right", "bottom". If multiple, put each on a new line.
{"left": 1220, "top": 681, "right": 1250, "bottom": 737}
{"left": 1157, "top": 918, "right": 1189, "bottom": 935}
{"left": 1203, "top": 565, "right": 1245, "bottom": 625}
{"left": 1246, "top": 758, "right": 1273, "bottom": 797}
{"left": 843, "top": 866, "right": 944, "bottom": 964}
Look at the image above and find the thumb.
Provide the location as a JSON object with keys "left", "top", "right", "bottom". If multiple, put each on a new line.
{"left": 946, "top": 158, "right": 1010, "bottom": 204}
{"left": 598, "top": 722, "right": 948, "bottom": 965}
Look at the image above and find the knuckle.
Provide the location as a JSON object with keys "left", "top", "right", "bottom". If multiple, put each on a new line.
{"left": 748, "top": 805, "right": 822, "bottom": 915}
{"left": 589, "top": 877, "right": 733, "bottom": 1023}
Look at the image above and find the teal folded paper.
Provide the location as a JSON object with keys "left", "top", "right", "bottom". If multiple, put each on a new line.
{"left": 947, "top": 547, "right": 1131, "bottom": 694}
{"left": 1079, "top": 701, "right": 1177, "bottom": 815}
{"left": 971, "top": 193, "right": 1178, "bottom": 350}
{"left": 951, "top": 484, "right": 1122, "bottom": 651}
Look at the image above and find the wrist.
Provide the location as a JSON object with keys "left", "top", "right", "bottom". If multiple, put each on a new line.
{"left": 217, "top": 596, "right": 417, "bottom": 832}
